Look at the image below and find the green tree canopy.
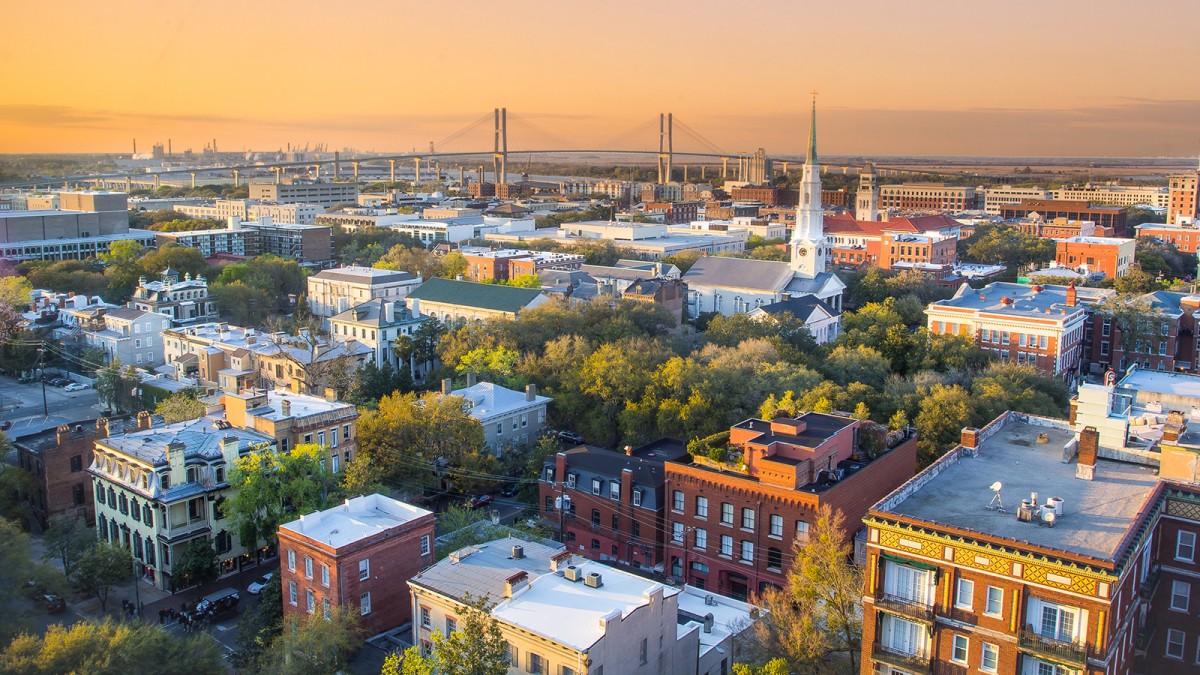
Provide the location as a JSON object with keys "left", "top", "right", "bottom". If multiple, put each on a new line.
{"left": 1, "top": 618, "right": 223, "bottom": 675}
{"left": 154, "top": 391, "right": 206, "bottom": 424}
{"left": 386, "top": 595, "right": 508, "bottom": 675}
{"left": 72, "top": 542, "right": 132, "bottom": 612}
{"left": 222, "top": 444, "right": 345, "bottom": 551}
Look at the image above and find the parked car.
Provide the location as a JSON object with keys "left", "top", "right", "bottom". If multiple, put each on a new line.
{"left": 51, "top": 378, "right": 71, "bottom": 387}
{"left": 557, "top": 430, "right": 585, "bottom": 445}
{"left": 64, "top": 382, "right": 89, "bottom": 392}
{"left": 500, "top": 484, "right": 519, "bottom": 498}
{"left": 0, "top": 420, "right": 11, "bottom": 431}
{"left": 247, "top": 573, "right": 274, "bottom": 595}
{"left": 42, "top": 593, "right": 66, "bottom": 614}
{"left": 467, "top": 494, "right": 494, "bottom": 510}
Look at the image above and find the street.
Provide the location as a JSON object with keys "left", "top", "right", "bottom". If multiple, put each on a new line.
{"left": 0, "top": 374, "right": 101, "bottom": 438}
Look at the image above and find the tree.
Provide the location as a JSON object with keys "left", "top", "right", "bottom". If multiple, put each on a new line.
{"left": 390, "top": 595, "right": 509, "bottom": 675}
{"left": 457, "top": 345, "right": 522, "bottom": 387}
{"left": 155, "top": 391, "right": 205, "bottom": 424}
{"left": 222, "top": 444, "right": 345, "bottom": 552}
{"left": 232, "top": 575, "right": 283, "bottom": 670}
{"left": 42, "top": 514, "right": 94, "bottom": 578}
{"left": 915, "top": 383, "right": 972, "bottom": 466}
{"left": 0, "top": 463, "right": 33, "bottom": 525}
{"left": 1094, "top": 293, "right": 1158, "bottom": 356}
{"left": 0, "top": 275, "right": 33, "bottom": 310}
{"left": 751, "top": 505, "right": 862, "bottom": 674}
{"left": 72, "top": 541, "right": 132, "bottom": 612}
{"left": 209, "top": 281, "right": 274, "bottom": 326}
{"left": 1, "top": 618, "right": 223, "bottom": 675}
{"left": 260, "top": 605, "right": 364, "bottom": 675}
{"left": 0, "top": 518, "right": 32, "bottom": 638}
{"left": 1111, "top": 267, "right": 1161, "bottom": 294}
{"left": 173, "top": 538, "right": 218, "bottom": 588}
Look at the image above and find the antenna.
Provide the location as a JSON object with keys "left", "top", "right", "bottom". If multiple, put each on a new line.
{"left": 985, "top": 481, "right": 1006, "bottom": 513}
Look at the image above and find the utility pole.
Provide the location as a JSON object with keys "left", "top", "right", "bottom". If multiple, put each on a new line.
{"left": 36, "top": 345, "right": 48, "bottom": 417}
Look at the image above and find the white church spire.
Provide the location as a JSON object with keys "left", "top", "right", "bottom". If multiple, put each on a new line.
{"left": 791, "top": 94, "right": 826, "bottom": 278}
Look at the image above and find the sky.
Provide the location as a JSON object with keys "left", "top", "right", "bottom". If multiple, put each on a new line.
{"left": 2, "top": 0, "right": 1198, "bottom": 157}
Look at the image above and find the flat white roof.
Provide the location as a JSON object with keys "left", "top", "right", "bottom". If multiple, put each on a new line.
{"left": 676, "top": 586, "right": 758, "bottom": 657}
{"left": 244, "top": 390, "right": 355, "bottom": 421}
{"left": 279, "top": 493, "right": 432, "bottom": 549}
{"left": 490, "top": 558, "right": 680, "bottom": 651}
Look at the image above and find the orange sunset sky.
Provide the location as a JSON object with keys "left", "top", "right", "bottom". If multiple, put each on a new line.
{"left": 2, "top": 0, "right": 1198, "bottom": 157}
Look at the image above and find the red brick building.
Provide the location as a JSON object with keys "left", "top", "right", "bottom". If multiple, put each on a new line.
{"left": 1002, "top": 200, "right": 1128, "bottom": 236}
{"left": 1084, "top": 291, "right": 1197, "bottom": 375}
{"left": 1168, "top": 170, "right": 1199, "bottom": 226}
{"left": 539, "top": 439, "right": 688, "bottom": 571}
{"left": 663, "top": 412, "right": 917, "bottom": 600}
{"left": 1135, "top": 223, "right": 1200, "bottom": 254}
{"left": 1054, "top": 236, "right": 1136, "bottom": 279}
{"left": 644, "top": 201, "right": 700, "bottom": 224}
{"left": 879, "top": 233, "right": 958, "bottom": 270}
{"left": 862, "top": 410, "right": 1200, "bottom": 675}
{"left": 277, "top": 493, "right": 436, "bottom": 634}
{"left": 15, "top": 420, "right": 112, "bottom": 528}
{"left": 729, "top": 186, "right": 796, "bottom": 207}
{"left": 462, "top": 249, "right": 585, "bottom": 283}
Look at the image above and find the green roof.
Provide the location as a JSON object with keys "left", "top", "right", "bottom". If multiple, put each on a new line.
{"left": 408, "top": 277, "right": 543, "bottom": 314}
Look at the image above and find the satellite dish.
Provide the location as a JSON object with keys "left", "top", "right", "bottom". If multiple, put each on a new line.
{"left": 990, "top": 482, "right": 1003, "bottom": 492}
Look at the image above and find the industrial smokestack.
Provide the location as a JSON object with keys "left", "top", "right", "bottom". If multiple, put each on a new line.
{"left": 168, "top": 139, "right": 172, "bottom": 157}
{"left": 133, "top": 138, "right": 137, "bottom": 155}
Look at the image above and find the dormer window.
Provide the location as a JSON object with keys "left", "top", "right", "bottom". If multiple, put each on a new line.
{"left": 161, "top": 473, "right": 171, "bottom": 490}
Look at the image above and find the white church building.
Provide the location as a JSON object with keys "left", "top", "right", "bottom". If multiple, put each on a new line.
{"left": 683, "top": 99, "right": 845, "bottom": 318}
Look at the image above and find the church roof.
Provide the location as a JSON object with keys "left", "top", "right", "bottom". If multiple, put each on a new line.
{"left": 823, "top": 213, "right": 960, "bottom": 237}
{"left": 753, "top": 295, "right": 837, "bottom": 321}
{"left": 681, "top": 256, "right": 795, "bottom": 292}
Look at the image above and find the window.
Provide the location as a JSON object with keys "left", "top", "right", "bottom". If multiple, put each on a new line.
{"left": 323, "top": 598, "right": 331, "bottom": 620}
{"left": 504, "top": 643, "right": 517, "bottom": 667}
{"left": 591, "top": 538, "right": 599, "bottom": 550}
{"left": 1178, "top": 530, "right": 1196, "bottom": 562}
{"left": 884, "top": 561, "right": 933, "bottom": 605}
{"left": 673, "top": 522, "right": 684, "bottom": 543}
{"left": 1167, "top": 628, "right": 1185, "bottom": 660}
{"left": 696, "top": 496, "right": 708, "bottom": 518}
{"left": 320, "top": 563, "right": 330, "bottom": 587}
{"left": 767, "top": 547, "right": 782, "bottom": 571}
{"left": 612, "top": 514, "right": 620, "bottom": 530}
{"left": 741, "top": 507, "right": 755, "bottom": 531}
{"left": 566, "top": 473, "right": 576, "bottom": 489}
{"left": 632, "top": 490, "right": 642, "bottom": 507}
{"left": 720, "top": 502, "right": 734, "bottom": 526}
{"left": 305, "top": 556, "right": 313, "bottom": 579}
{"left": 529, "top": 652, "right": 544, "bottom": 674}
{"left": 769, "top": 514, "right": 783, "bottom": 537}
{"left": 796, "top": 521, "right": 810, "bottom": 542}
{"left": 421, "top": 535, "right": 431, "bottom": 556}
{"left": 360, "top": 592, "right": 371, "bottom": 615}
{"left": 879, "top": 614, "right": 923, "bottom": 656}
{"left": 287, "top": 550, "right": 295, "bottom": 571}
{"left": 70, "top": 455, "right": 82, "bottom": 472}
{"left": 446, "top": 617, "right": 457, "bottom": 634}
{"left": 985, "top": 586, "right": 1003, "bottom": 616}
{"left": 673, "top": 490, "right": 684, "bottom": 511}
{"left": 740, "top": 541, "right": 754, "bottom": 562}
{"left": 592, "top": 478, "right": 602, "bottom": 496}
{"left": 695, "top": 529, "right": 707, "bottom": 549}
{"left": 591, "top": 509, "right": 601, "bottom": 528}
{"left": 331, "top": 429, "right": 339, "bottom": 448}
{"left": 1039, "top": 602, "right": 1077, "bottom": 642}
{"left": 951, "top": 635, "right": 968, "bottom": 664}
{"left": 359, "top": 559, "right": 370, "bottom": 581}
{"left": 632, "top": 521, "right": 640, "bottom": 539}
{"left": 955, "top": 578, "right": 974, "bottom": 609}
{"left": 721, "top": 535, "right": 733, "bottom": 557}
{"left": 1172, "top": 580, "right": 1191, "bottom": 612}
{"left": 288, "top": 581, "right": 297, "bottom": 605}
{"left": 306, "top": 589, "right": 315, "bottom": 614}
{"left": 609, "top": 481, "right": 620, "bottom": 500}
{"left": 639, "top": 638, "right": 648, "bottom": 665}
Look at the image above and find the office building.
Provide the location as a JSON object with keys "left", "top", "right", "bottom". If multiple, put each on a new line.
{"left": 1054, "top": 236, "right": 1137, "bottom": 279}
{"left": 879, "top": 184, "right": 978, "bottom": 212}
{"left": 306, "top": 267, "right": 422, "bottom": 321}
{"left": 1001, "top": 200, "right": 1128, "bottom": 236}
{"left": 249, "top": 182, "right": 359, "bottom": 208}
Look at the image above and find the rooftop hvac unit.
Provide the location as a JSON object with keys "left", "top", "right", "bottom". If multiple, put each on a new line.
{"left": 584, "top": 572, "right": 603, "bottom": 588}
{"left": 563, "top": 566, "right": 583, "bottom": 582}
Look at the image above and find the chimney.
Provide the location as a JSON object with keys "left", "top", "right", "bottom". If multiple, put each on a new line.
{"left": 96, "top": 418, "right": 110, "bottom": 440}
{"left": 408, "top": 298, "right": 420, "bottom": 317}
{"left": 442, "top": 378, "right": 453, "bottom": 395}
{"left": 504, "top": 571, "right": 529, "bottom": 598}
{"left": 1163, "top": 410, "right": 1187, "bottom": 443}
{"left": 1077, "top": 426, "right": 1099, "bottom": 481}
{"left": 550, "top": 550, "right": 572, "bottom": 572}
{"left": 136, "top": 410, "right": 152, "bottom": 431}
{"left": 281, "top": 398, "right": 291, "bottom": 417}
{"left": 526, "top": 383, "right": 537, "bottom": 402}
{"left": 384, "top": 301, "right": 395, "bottom": 324}
{"left": 466, "top": 372, "right": 476, "bottom": 388}
{"left": 56, "top": 425, "right": 71, "bottom": 445}
{"left": 960, "top": 427, "right": 980, "bottom": 449}
{"left": 1066, "top": 281, "right": 1077, "bottom": 307}
{"left": 220, "top": 435, "right": 240, "bottom": 456}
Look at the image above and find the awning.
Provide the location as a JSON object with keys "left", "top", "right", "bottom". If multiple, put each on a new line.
{"left": 881, "top": 552, "right": 939, "bottom": 573}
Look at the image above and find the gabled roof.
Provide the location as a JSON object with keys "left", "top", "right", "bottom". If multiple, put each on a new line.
{"left": 752, "top": 295, "right": 836, "bottom": 322}
{"left": 408, "top": 277, "right": 545, "bottom": 314}
{"left": 682, "top": 256, "right": 794, "bottom": 292}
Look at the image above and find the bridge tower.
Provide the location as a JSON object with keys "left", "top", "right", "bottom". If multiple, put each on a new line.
{"left": 656, "top": 114, "right": 674, "bottom": 184}
{"left": 389, "top": 159, "right": 396, "bottom": 184}
{"left": 493, "top": 108, "right": 508, "bottom": 187}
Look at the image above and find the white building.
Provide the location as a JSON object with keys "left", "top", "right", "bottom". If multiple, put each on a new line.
{"left": 83, "top": 307, "right": 172, "bottom": 367}
{"left": 440, "top": 377, "right": 552, "bottom": 452}
{"left": 982, "top": 186, "right": 1052, "bottom": 215}
{"left": 747, "top": 295, "right": 841, "bottom": 345}
{"left": 130, "top": 268, "right": 219, "bottom": 326}
{"left": 306, "top": 266, "right": 422, "bottom": 322}
{"left": 329, "top": 299, "right": 427, "bottom": 372}
{"left": 408, "top": 537, "right": 758, "bottom": 675}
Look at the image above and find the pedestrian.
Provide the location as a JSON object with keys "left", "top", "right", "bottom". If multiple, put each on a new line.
{"left": 158, "top": 608, "right": 164, "bottom": 624}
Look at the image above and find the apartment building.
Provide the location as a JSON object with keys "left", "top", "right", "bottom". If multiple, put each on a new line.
{"left": 329, "top": 299, "right": 427, "bottom": 372}
{"left": 1053, "top": 185, "right": 1170, "bottom": 209}
{"left": 1082, "top": 291, "right": 1192, "bottom": 375}
{"left": 223, "top": 389, "right": 359, "bottom": 472}
{"left": 879, "top": 184, "right": 978, "bottom": 211}
{"left": 278, "top": 494, "right": 435, "bottom": 634}
{"left": 862, "top": 410, "right": 1200, "bottom": 675}
{"left": 15, "top": 421, "right": 107, "bottom": 528}
{"left": 539, "top": 439, "right": 688, "bottom": 571}
{"left": 89, "top": 411, "right": 276, "bottom": 590}
{"left": 176, "top": 200, "right": 323, "bottom": 225}
{"left": 306, "top": 266, "right": 422, "bottom": 321}
{"left": 1016, "top": 216, "right": 1112, "bottom": 240}
{"left": 1001, "top": 200, "right": 1128, "bottom": 236}
{"left": 408, "top": 537, "right": 758, "bottom": 675}
{"left": 983, "top": 186, "right": 1052, "bottom": 216}
{"left": 129, "top": 268, "right": 218, "bottom": 325}
{"left": 663, "top": 412, "right": 918, "bottom": 600}
{"left": 1054, "top": 236, "right": 1137, "bottom": 279}
{"left": 926, "top": 282, "right": 1114, "bottom": 380}
{"left": 1135, "top": 222, "right": 1200, "bottom": 254}
{"left": 460, "top": 248, "right": 586, "bottom": 283}
{"left": 1167, "top": 166, "right": 1199, "bottom": 226}
{"left": 441, "top": 377, "right": 551, "bottom": 453}
{"left": 83, "top": 306, "right": 171, "bottom": 367}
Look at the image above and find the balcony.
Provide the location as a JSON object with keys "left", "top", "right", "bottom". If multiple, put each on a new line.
{"left": 1139, "top": 564, "right": 1160, "bottom": 601}
{"left": 1018, "top": 628, "right": 1087, "bottom": 666}
{"left": 876, "top": 592, "right": 935, "bottom": 623}
{"left": 871, "top": 643, "right": 930, "bottom": 674}
{"left": 1135, "top": 613, "right": 1157, "bottom": 656}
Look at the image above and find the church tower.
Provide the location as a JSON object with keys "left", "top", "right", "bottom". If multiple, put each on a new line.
{"left": 791, "top": 96, "right": 826, "bottom": 278}
{"left": 855, "top": 161, "right": 879, "bottom": 222}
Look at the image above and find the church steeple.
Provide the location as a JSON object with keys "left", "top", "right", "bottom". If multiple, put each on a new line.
{"left": 791, "top": 93, "right": 826, "bottom": 278}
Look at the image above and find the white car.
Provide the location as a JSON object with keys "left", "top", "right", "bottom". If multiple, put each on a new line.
{"left": 63, "top": 383, "right": 89, "bottom": 392}
{"left": 247, "top": 572, "right": 274, "bottom": 595}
